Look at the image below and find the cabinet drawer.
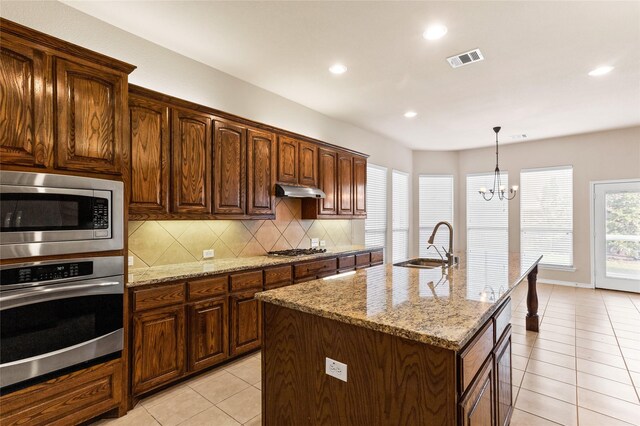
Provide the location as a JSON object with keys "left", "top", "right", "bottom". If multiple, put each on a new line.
{"left": 188, "top": 276, "right": 228, "bottom": 301}
{"left": 459, "top": 320, "right": 495, "bottom": 393}
{"left": 355, "top": 253, "right": 371, "bottom": 268}
{"left": 294, "top": 258, "right": 337, "bottom": 281}
{"left": 230, "top": 270, "right": 263, "bottom": 292}
{"left": 494, "top": 299, "right": 512, "bottom": 343}
{"left": 0, "top": 359, "right": 122, "bottom": 426}
{"left": 264, "top": 266, "right": 292, "bottom": 289}
{"left": 134, "top": 283, "right": 185, "bottom": 312}
{"left": 338, "top": 255, "right": 356, "bottom": 270}
{"left": 370, "top": 250, "right": 384, "bottom": 265}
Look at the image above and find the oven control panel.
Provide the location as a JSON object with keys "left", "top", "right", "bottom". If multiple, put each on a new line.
{"left": 1, "top": 261, "right": 94, "bottom": 286}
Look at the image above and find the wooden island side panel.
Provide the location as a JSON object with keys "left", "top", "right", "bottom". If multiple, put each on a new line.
{"left": 262, "top": 304, "right": 457, "bottom": 426}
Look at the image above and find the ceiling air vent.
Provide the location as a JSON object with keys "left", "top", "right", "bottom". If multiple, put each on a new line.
{"left": 447, "top": 48, "right": 484, "bottom": 68}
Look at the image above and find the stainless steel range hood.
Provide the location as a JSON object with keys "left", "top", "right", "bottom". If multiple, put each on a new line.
{"left": 275, "top": 184, "right": 326, "bottom": 199}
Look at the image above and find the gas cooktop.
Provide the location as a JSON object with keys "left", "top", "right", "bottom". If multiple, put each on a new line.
{"left": 267, "top": 248, "right": 327, "bottom": 257}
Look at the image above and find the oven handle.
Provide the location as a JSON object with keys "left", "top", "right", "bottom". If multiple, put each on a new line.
{"left": 0, "top": 276, "right": 124, "bottom": 310}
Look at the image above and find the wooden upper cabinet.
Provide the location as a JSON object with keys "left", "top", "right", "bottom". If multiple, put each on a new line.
{"left": 129, "top": 95, "right": 170, "bottom": 215}
{"left": 172, "top": 108, "right": 212, "bottom": 214}
{"left": 353, "top": 155, "right": 367, "bottom": 217}
{"left": 0, "top": 36, "right": 51, "bottom": 167}
{"left": 298, "top": 140, "right": 318, "bottom": 186}
{"left": 337, "top": 153, "right": 353, "bottom": 215}
{"left": 277, "top": 135, "right": 298, "bottom": 184}
{"left": 317, "top": 148, "right": 338, "bottom": 215}
{"left": 247, "top": 128, "right": 276, "bottom": 215}
{"left": 55, "top": 58, "right": 126, "bottom": 175}
{"left": 213, "top": 119, "right": 246, "bottom": 215}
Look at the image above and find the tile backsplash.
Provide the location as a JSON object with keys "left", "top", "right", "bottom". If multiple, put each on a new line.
{"left": 128, "top": 198, "right": 356, "bottom": 268}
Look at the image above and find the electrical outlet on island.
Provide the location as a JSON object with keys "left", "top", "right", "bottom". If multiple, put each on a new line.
{"left": 325, "top": 357, "right": 347, "bottom": 382}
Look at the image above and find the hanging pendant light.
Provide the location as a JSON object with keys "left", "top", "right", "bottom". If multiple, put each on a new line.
{"left": 479, "top": 126, "right": 518, "bottom": 201}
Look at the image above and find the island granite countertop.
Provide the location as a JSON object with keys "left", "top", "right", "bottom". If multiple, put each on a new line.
{"left": 127, "top": 245, "right": 382, "bottom": 287}
{"left": 256, "top": 253, "right": 541, "bottom": 351}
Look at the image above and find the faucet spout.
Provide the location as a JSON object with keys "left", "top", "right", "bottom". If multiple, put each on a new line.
{"left": 428, "top": 221, "right": 454, "bottom": 266}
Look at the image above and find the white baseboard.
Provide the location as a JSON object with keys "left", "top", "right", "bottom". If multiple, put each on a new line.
{"left": 538, "top": 278, "right": 594, "bottom": 289}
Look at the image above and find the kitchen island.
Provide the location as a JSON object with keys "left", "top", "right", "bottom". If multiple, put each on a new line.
{"left": 256, "top": 253, "right": 541, "bottom": 426}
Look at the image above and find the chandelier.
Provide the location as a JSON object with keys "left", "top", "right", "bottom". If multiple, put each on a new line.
{"left": 479, "top": 126, "right": 518, "bottom": 201}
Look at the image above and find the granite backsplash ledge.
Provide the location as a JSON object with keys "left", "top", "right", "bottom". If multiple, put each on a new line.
{"left": 128, "top": 198, "right": 364, "bottom": 268}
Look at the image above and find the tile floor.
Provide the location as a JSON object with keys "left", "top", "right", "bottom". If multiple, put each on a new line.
{"left": 94, "top": 284, "right": 640, "bottom": 425}
{"left": 509, "top": 283, "right": 640, "bottom": 425}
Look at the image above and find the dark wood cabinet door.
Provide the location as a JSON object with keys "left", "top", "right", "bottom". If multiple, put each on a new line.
{"left": 0, "top": 37, "right": 51, "bottom": 167}
{"left": 129, "top": 95, "right": 170, "bottom": 214}
{"left": 247, "top": 128, "right": 276, "bottom": 215}
{"left": 214, "top": 119, "right": 246, "bottom": 215}
{"left": 172, "top": 108, "right": 212, "bottom": 214}
{"left": 317, "top": 147, "right": 338, "bottom": 215}
{"left": 495, "top": 327, "right": 513, "bottom": 426}
{"left": 132, "top": 306, "right": 186, "bottom": 395}
{"left": 229, "top": 291, "right": 262, "bottom": 356}
{"left": 353, "top": 155, "right": 367, "bottom": 217}
{"left": 460, "top": 358, "right": 495, "bottom": 426}
{"left": 188, "top": 298, "right": 228, "bottom": 372}
{"left": 55, "top": 58, "right": 125, "bottom": 175}
{"left": 337, "top": 153, "right": 353, "bottom": 215}
{"left": 298, "top": 140, "right": 318, "bottom": 186}
{"left": 277, "top": 135, "right": 298, "bottom": 184}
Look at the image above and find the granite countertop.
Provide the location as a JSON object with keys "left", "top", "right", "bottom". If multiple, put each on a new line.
{"left": 256, "top": 253, "right": 541, "bottom": 351}
{"left": 127, "top": 245, "right": 380, "bottom": 287}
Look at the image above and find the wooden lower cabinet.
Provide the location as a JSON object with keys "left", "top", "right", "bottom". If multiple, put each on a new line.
{"left": 459, "top": 357, "right": 495, "bottom": 426}
{"left": 0, "top": 359, "right": 122, "bottom": 426}
{"left": 188, "top": 297, "right": 228, "bottom": 372}
{"left": 229, "top": 291, "right": 262, "bottom": 356}
{"left": 129, "top": 251, "right": 382, "bottom": 400}
{"left": 494, "top": 326, "right": 513, "bottom": 426}
{"left": 132, "top": 305, "right": 186, "bottom": 395}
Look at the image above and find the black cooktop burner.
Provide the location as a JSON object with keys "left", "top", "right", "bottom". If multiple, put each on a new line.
{"left": 267, "top": 248, "right": 327, "bottom": 257}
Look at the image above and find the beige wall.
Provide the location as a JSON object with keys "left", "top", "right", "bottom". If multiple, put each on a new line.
{"left": 413, "top": 126, "right": 640, "bottom": 285}
{"left": 128, "top": 199, "right": 353, "bottom": 268}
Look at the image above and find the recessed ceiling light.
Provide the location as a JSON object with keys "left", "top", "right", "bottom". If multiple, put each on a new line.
{"left": 588, "top": 66, "right": 614, "bottom": 76}
{"left": 329, "top": 63, "right": 347, "bottom": 75}
{"left": 404, "top": 111, "right": 418, "bottom": 118}
{"left": 423, "top": 24, "right": 448, "bottom": 41}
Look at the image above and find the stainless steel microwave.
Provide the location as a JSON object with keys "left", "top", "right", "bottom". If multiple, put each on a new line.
{"left": 0, "top": 171, "right": 123, "bottom": 259}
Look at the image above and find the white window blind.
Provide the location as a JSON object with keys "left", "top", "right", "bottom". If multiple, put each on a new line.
{"left": 520, "top": 166, "right": 573, "bottom": 268}
{"left": 392, "top": 170, "right": 409, "bottom": 262}
{"left": 365, "top": 164, "right": 387, "bottom": 250}
{"left": 466, "top": 173, "right": 509, "bottom": 299}
{"left": 419, "top": 175, "right": 454, "bottom": 257}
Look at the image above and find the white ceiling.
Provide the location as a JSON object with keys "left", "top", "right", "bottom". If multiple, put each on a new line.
{"left": 64, "top": 1, "right": 640, "bottom": 150}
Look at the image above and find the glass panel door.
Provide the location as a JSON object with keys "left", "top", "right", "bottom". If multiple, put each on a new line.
{"left": 594, "top": 181, "right": 640, "bottom": 293}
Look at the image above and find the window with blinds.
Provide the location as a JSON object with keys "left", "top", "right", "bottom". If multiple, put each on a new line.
{"left": 520, "top": 166, "right": 573, "bottom": 268}
{"left": 419, "top": 175, "right": 454, "bottom": 257}
{"left": 365, "top": 164, "right": 387, "bottom": 250}
{"left": 392, "top": 170, "right": 410, "bottom": 262}
{"left": 466, "top": 173, "right": 510, "bottom": 299}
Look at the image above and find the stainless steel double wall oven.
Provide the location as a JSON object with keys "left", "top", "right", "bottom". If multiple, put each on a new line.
{"left": 0, "top": 171, "right": 125, "bottom": 391}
